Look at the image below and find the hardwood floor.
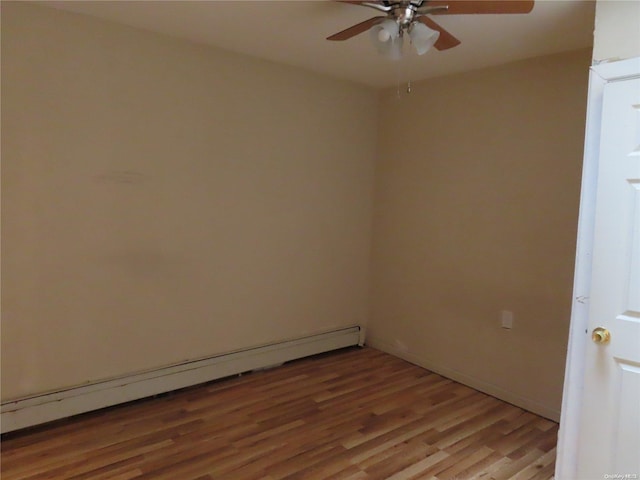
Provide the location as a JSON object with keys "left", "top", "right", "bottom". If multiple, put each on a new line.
{"left": 1, "top": 347, "right": 558, "bottom": 479}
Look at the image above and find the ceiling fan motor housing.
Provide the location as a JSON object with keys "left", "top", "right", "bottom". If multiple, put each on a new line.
{"left": 393, "top": 4, "right": 418, "bottom": 27}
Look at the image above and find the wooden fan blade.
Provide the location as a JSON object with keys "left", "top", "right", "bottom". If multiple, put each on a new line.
{"left": 327, "top": 16, "right": 386, "bottom": 41}
{"left": 416, "top": 16, "right": 462, "bottom": 50}
{"left": 338, "top": 1, "right": 389, "bottom": 5}
{"left": 428, "top": 1, "right": 534, "bottom": 15}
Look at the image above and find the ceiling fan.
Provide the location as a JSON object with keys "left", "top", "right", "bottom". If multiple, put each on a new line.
{"left": 327, "top": 1, "right": 535, "bottom": 58}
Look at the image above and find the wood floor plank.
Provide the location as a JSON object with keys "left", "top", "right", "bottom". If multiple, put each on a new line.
{"left": 0, "top": 347, "right": 558, "bottom": 479}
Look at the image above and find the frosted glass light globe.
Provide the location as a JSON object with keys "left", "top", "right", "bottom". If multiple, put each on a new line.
{"left": 378, "top": 29, "right": 391, "bottom": 42}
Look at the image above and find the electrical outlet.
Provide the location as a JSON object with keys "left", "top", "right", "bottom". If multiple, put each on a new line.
{"left": 501, "top": 310, "right": 514, "bottom": 329}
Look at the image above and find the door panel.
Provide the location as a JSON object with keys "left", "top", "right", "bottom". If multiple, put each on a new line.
{"left": 576, "top": 77, "right": 640, "bottom": 479}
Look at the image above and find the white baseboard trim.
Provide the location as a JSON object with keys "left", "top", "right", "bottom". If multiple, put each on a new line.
{"left": 1, "top": 326, "right": 362, "bottom": 434}
{"left": 366, "top": 336, "right": 560, "bottom": 422}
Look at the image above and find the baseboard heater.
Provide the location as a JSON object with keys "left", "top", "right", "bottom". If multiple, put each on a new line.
{"left": 1, "top": 326, "right": 363, "bottom": 434}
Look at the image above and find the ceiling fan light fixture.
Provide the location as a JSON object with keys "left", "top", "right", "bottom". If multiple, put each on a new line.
{"left": 409, "top": 21, "right": 441, "bottom": 55}
{"left": 369, "top": 18, "right": 402, "bottom": 59}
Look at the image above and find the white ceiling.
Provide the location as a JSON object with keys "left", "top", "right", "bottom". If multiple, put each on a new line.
{"left": 41, "top": 0, "right": 596, "bottom": 88}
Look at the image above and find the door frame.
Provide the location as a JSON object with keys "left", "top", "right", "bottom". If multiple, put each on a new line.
{"left": 556, "top": 56, "right": 640, "bottom": 479}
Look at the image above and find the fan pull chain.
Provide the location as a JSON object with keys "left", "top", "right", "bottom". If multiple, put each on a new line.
{"left": 405, "top": 44, "right": 414, "bottom": 94}
{"left": 396, "top": 42, "right": 413, "bottom": 99}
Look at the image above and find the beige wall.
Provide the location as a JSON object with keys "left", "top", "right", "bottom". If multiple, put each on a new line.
{"left": 593, "top": 0, "right": 640, "bottom": 62}
{"left": 1, "top": 0, "right": 594, "bottom": 421}
{"left": 368, "top": 49, "right": 592, "bottom": 419}
{"left": 1, "top": 2, "right": 377, "bottom": 400}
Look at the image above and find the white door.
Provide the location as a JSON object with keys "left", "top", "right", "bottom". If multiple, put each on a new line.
{"left": 558, "top": 58, "right": 640, "bottom": 479}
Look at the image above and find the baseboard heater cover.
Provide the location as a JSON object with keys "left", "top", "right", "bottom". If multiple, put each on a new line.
{"left": 1, "top": 326, "right": 363, "bottom": 434}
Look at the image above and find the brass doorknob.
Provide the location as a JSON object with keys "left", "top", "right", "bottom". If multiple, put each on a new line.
{"left": 592, "top": 327, "right": 611, "bottom": 345}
